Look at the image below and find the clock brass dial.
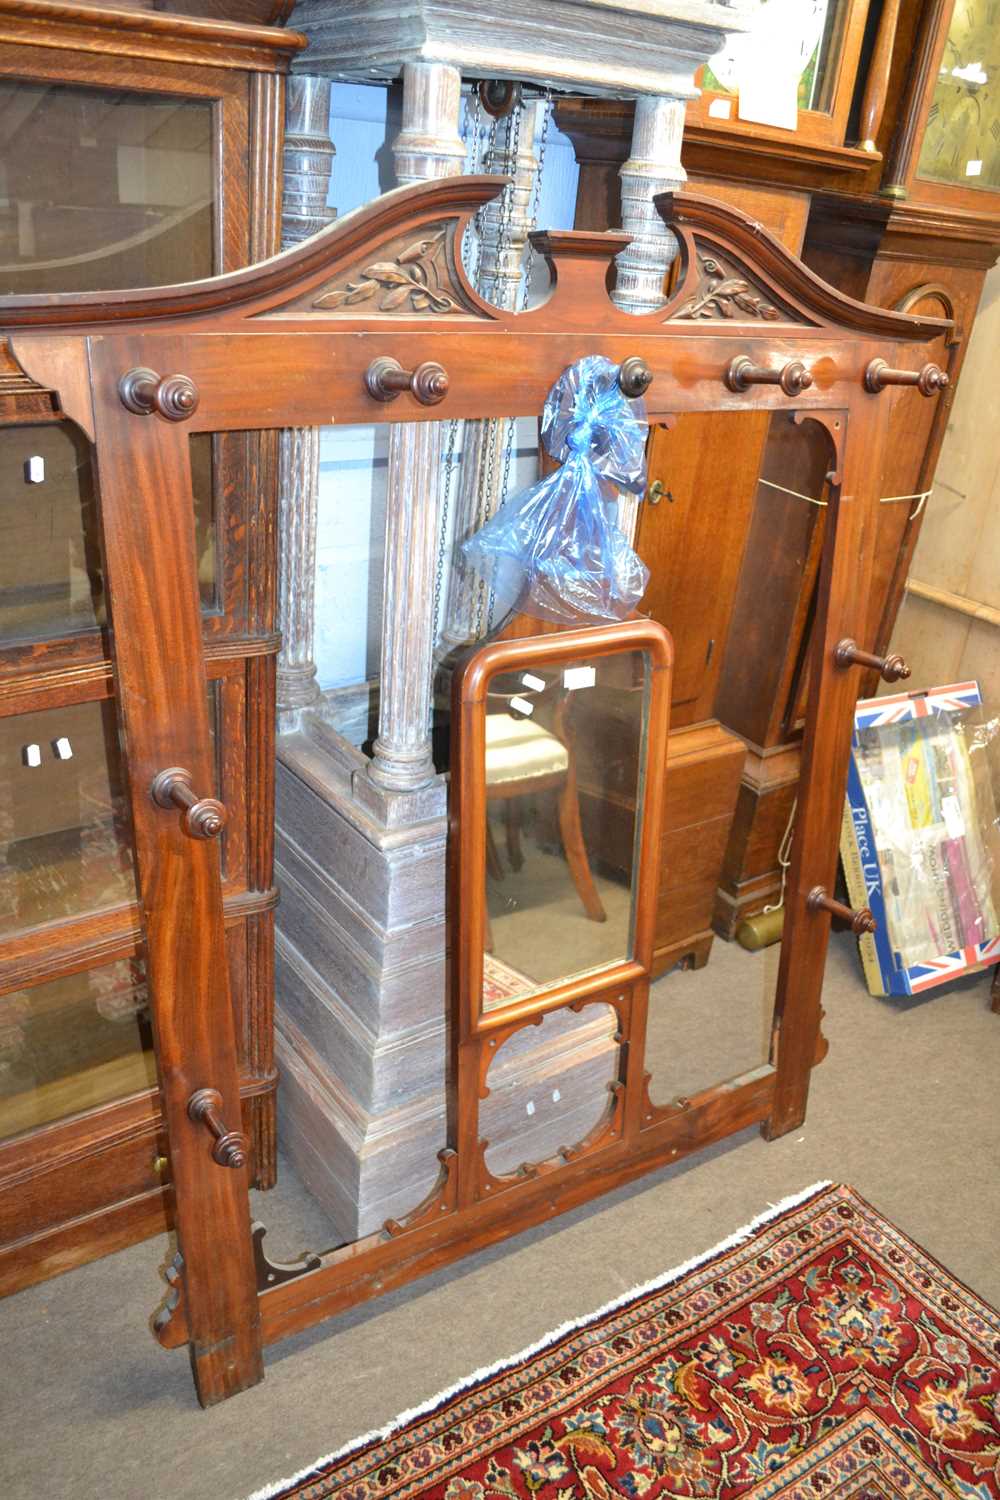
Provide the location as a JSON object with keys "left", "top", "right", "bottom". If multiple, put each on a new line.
{"left": 917, "top": 0, "right": 1000, "bottom": 191}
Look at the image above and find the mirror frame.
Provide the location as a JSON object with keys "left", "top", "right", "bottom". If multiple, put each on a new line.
{"left": 449, "top": 618, "right": 673, "bottom": 1203}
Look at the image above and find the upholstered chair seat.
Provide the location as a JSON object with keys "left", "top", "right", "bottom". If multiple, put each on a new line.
{"left": 484, "top": 713, "right": 570, "bottom": 786}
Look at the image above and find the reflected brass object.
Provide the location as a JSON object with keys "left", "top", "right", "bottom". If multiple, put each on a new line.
{"left": 618, "top": 356, "right": 654, "bottom": 398}
{"left": 834, "top": 638, "right": 911, "bottom": 683}
{"left": 187, "top": 1088, "right": 248, "bottom": 1170}
{"left": 725, "top": 355, "right": 813, "bottom": 397}
{"left": 864, "top": 358, "right": 948, "bottom": 397}
{"left": 806, "top": 886, "right": 876, "bottom": 935}
{"left": 151, "top": 766, "right": 227, "bottom": 840}
{"left": 736, "top": 909, "right": 784, "bottom": 950}
{"left": 119, "top": 366, "right": 199, "bottom": 421}
{"left": 152, "top": 1155, "right": 169, "bottom": 1177}
{"left": 364, "top": 356, "right": 449, "bottom": 405}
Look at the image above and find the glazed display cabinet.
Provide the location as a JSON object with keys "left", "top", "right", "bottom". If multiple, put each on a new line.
{"left": 0, "top": 0, "right": 300, "bottom": 1293}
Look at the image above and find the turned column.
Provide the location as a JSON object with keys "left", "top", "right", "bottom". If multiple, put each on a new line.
{"left": 276, "top": 76, "right": 336, "bottom": 732}
{"left": 439, "top": 99, "right": 546, "bottom": 653}
{"left": 613, "top": 93, "right": 687, "bottom": 542}
{"left": 368, "top": 62, "right": 465, "bottom": 791}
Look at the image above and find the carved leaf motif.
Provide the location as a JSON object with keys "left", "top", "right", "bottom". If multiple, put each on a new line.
{"left": 676, "top": 252, "right": 785, "bottom": 322}
{"left": 362, "top": 264, "right": 413, "bottom": 284}
{"left": 312, "top": 225, "right": 461, "bottom": 315}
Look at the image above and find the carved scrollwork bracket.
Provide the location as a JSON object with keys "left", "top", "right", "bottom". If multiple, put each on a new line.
{"left": 251, "top": 1222, "right": 322, "bottom": 1290}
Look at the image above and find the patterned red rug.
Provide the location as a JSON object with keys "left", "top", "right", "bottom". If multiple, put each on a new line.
{"left": 252, "top": 1184, "right": 1000, "bottom": 1500}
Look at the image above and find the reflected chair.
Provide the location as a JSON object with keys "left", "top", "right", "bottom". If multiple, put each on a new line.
{"left": 485, "top": 698, "right": 606, "bottom": 924}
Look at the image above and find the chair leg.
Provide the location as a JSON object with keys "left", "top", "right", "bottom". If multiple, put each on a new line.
{"left": 557, "top": 771, "right": 606, "bottom": 923}
{"left": 505, "top": 800, "right": 524, "bottom": 872}
{"left": 485, "top": 816, "right": 504, "bottom": 881}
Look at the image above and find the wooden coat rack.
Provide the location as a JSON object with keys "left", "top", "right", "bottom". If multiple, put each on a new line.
{"left": 0, "top": 178, "right": 950, "bottom": 1405}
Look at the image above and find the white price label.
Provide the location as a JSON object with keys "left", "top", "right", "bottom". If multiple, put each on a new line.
{"left": 941, "top": 794, "right": 966, "bottom": 841}
{"left": 563, "top": 666, "right": 596, "bottom": 691}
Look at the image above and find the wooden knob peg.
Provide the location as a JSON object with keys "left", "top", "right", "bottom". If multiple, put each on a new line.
{"left": 618, "top": 356, "right": 653, "bottom": 398}
{"left": 151, "top": 766, "right": 227, "bottom": 840}
{"left": 364, "top": 356, "right": 449, "bottom": 406}
{"left": 864, "top": 358, "right": 949, "bottom": 397}
{"left": 725, "top": 356, "right": 813, "bottom": 398}
{"left": 119, "top": 367, "right": 199, "bottom": 421}
{"left": 807, "top": 886, "right": 877, "bottom": 935}
{"left": 187, "top": 1088, "right": 248, "bottom": 1170}
{"left": 834, "top": 638, "right": 911, "bottom": 683}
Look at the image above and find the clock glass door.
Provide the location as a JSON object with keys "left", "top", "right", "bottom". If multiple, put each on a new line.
{"left": 916, "top": 0, "right": 1000, "bottom": 191}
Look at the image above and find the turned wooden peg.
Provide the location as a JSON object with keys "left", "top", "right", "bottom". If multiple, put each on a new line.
{"left": 807, "top": 886, "right": 877, "bottom": 935}
{"left": 864, "top": 358, "right": 949, "bottom": 397}
{"left": 618, "top": 356, "right": 653, "bottom": 398}
{"left": 364, "top": 356, "right": 449, "bottom": 406}
{"left": 834, "top": 638, "right": 911, "bottom": 683}
{"left": 119, "top": 367, "right": 199, "bottom": 421}
{"left": 187, "top": 1088, "right": 249, "bottom": 1170}
{"left": 725, "top": 355, "right": 813, "bottom": 398}
{"left": 151, "top": 766, "right": 227, "bottom": 840}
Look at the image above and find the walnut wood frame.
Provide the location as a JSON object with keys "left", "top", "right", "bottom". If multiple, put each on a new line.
{"left": 0, "top": 178, "right": 951, "bottom": 1404}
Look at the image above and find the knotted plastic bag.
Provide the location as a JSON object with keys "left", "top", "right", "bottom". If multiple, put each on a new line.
{"left": 462, "top": 355, "right": 650, "bottom": 624}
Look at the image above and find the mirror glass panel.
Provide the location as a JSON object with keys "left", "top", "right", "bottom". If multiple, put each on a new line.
{"left": 482, "top": 647, "right": 648, "bottom": 1003}
{"left": 482, "top": 1002, "right": 620, "bottom": 1178}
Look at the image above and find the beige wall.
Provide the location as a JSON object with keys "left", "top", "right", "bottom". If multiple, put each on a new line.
{"left": 888, "top": 262, "right": 1000, "bottom": 703}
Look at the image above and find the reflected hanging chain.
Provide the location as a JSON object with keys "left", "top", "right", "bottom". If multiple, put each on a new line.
{"left": 476, "top": 103, "right": 521, "bottom": 638}
{"left": 432, "top": 91, "right": 485, "bottom": 649}
{"left": 483, "top": 97, "right": 553, "bottom": 636}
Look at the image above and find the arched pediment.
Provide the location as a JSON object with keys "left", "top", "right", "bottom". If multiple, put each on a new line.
{"left": 0, "top": 176, "right": 951, "bottom": 347}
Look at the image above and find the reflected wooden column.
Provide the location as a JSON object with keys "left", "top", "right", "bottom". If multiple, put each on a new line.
{"left": 439, "top": 99, "right": 546, "bottom": 654}
{"left": 613, "top": 93, "right": 687, "bottom": 543}
{"left": 276, "top": 76, "right": 336, "bottom": 732}
{"left": 368, "top": 61, "right": 465, "bottom": 792}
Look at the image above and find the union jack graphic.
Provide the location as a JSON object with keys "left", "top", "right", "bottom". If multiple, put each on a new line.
{"left": 906, "top": 936, "right": 1000, "bottom": 994}
{"left": 854, "top": 682, "right": 981, "bottom": 734}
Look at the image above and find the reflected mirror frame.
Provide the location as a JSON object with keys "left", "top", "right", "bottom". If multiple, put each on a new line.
{"left": 450, "top": 621, "right": 673, "bottom": 1134}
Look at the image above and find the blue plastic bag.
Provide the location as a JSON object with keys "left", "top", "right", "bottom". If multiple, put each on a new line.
{"left": 462, "top": 355, "right": 650, "bottom": 625}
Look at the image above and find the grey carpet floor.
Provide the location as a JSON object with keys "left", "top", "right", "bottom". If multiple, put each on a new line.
{"left": 1, "top": 931, "right": 998, "bottom": 1500}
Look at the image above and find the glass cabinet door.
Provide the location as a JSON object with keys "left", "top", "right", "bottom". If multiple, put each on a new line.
{"left": 0, "top": 958, "right": 154, "bottom": 1139}
{"left": 0, "top": 699, "right": 137, "bottom": 934}
{"left": 0, "top": 81, "right": 213, "bottom": 295}
{"left": 0, "top": 423, "right": 217, "bottom": 644}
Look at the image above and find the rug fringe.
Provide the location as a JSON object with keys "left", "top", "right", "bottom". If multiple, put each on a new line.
{"left": 246, "top": 1179, "right": 835, "bottom": 1500}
